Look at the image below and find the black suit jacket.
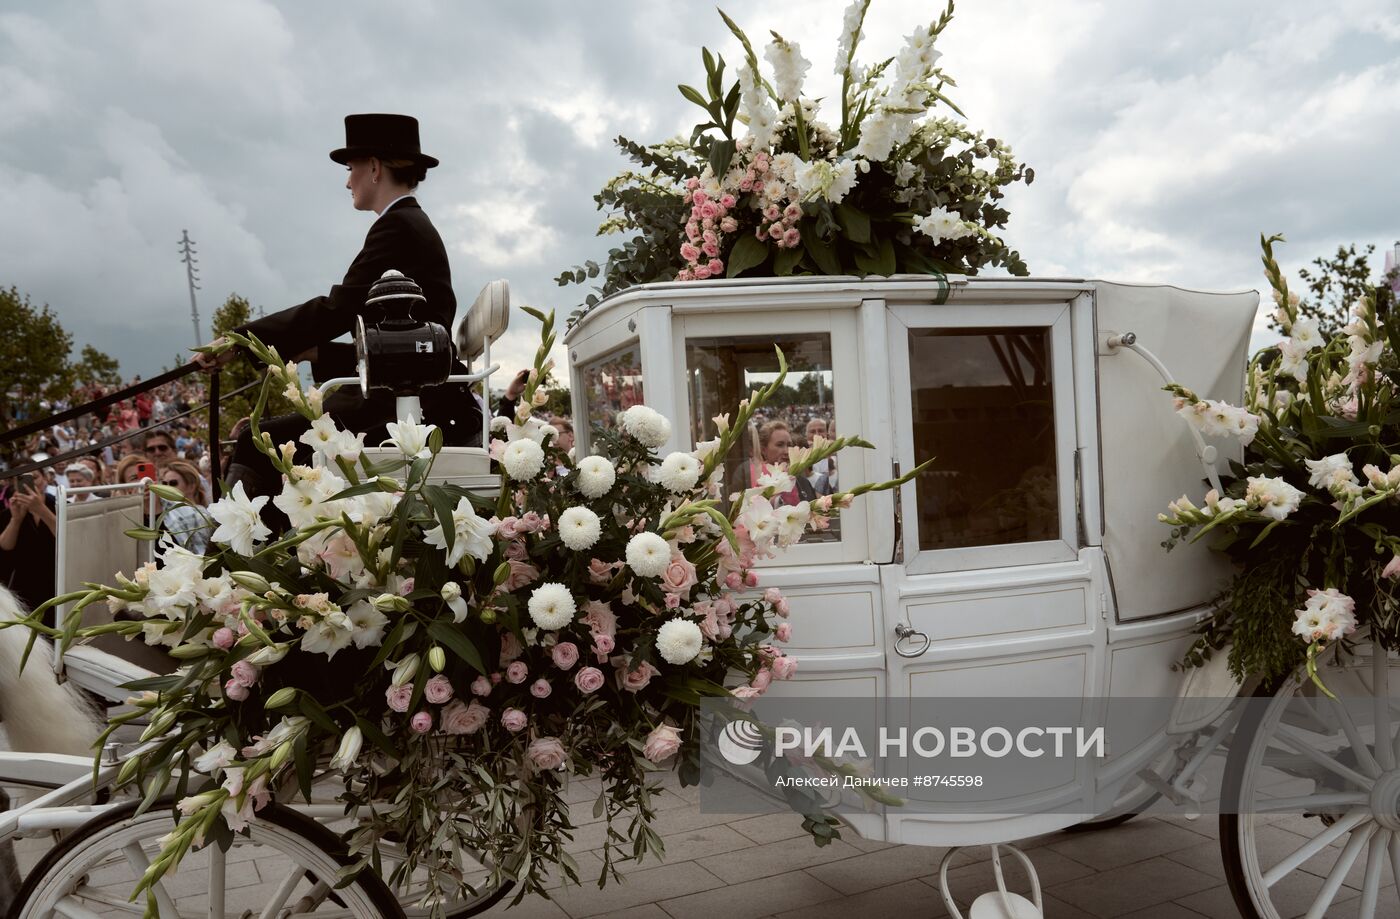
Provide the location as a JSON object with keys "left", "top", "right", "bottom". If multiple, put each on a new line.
{"left": 239, "top": 198, "right": 486, "bottom": 445}
{"left": 240, "top": 197, "right": 456, "bottom": 375}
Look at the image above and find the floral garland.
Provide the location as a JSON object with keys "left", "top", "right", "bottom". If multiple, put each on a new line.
{"left": 557, "top": 0, "right": 1032, "bottom": 325}
{"left": 22, "top": 310, "right": 921, "bottom": 915}
{"left": 1159, "top": 235, "right": 1399, "bottom": 691}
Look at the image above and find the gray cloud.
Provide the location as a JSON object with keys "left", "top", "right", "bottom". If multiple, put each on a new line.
{"left": 1, "top": 0, "right": 1397, "bottom": 382}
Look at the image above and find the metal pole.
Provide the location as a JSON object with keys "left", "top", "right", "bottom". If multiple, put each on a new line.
{"left": 178, "top": 230, "right": 202, "bottom": 346}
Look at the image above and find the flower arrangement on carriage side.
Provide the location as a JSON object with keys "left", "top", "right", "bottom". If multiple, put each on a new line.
{"left": 556, "top": 0, "right": 1032, "bottom": 324}
{"left": 22, "top": 309, "right": 922, "bottom": 915}
{"left": 1160, "top": 234, "right": 1400, "bottom": 691}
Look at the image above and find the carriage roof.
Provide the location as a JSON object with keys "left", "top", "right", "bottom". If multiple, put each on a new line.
{"left": 566, "top": 274, "right": 1259, "bottom": 620}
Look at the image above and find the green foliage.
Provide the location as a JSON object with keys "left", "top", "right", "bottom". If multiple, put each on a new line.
{"left": 0, "top": 285, "right": 122, "bottom": 458}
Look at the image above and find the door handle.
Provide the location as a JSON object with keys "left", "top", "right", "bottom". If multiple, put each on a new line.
{"left": 894, "top": 623, "right": 931, "bottom": 658}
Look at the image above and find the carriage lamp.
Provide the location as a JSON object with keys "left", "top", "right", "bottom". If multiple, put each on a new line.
{"left": 355, "top": 270, "right": 454, "bottom": 396}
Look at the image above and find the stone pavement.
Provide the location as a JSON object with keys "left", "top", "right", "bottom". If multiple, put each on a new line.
{"left": 10, "top": 769, "right": 1398, "bottom": 918}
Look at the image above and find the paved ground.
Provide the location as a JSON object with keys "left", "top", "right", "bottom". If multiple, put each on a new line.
{"left": 11, "top": 768, "right": 1398, "bottom": 919}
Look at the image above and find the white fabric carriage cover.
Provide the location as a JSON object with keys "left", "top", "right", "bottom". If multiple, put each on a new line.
{"left": 1095, "top": 280, "right": 1259, "bottom": 620}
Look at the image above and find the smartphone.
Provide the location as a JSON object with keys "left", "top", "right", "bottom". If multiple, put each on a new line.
{"left": 134, "top": 462, "right": 158, "bottom": 482}
{"left": 16, "top": 473, "right": 35, "bottom": 493}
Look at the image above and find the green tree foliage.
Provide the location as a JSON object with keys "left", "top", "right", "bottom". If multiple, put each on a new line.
{"left": 0, "top": 286, "right": 122, "bottom": 453}
{"left": 206, "top": 294, "right": 293, "bottom": 442}
{"left": 1269, "top": 241, "right": 1400, "bottom": 339}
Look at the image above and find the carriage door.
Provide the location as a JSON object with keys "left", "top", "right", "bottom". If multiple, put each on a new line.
{"left": 882, "top": 298, "right": 1106, "bottom": 841}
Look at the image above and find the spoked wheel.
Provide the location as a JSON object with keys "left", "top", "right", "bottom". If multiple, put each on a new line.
{"left": 11, "top": 797, "right": 405, "bottom": 918}
{"left": 1221, "top": 637, "right": 1400, "bottom": 919}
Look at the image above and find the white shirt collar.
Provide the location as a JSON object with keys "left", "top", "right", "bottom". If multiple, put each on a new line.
{"left": 376, "top": 193, "right": 415, "bottom": 218}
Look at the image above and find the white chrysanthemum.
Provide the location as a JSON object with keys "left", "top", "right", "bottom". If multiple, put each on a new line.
{"left": 656, "top": 619, "right": 704, "bottom": 665}
{"left": 658, "top": 452, "right": 701, "bottom": 493}
{"left": 575, "top": 455, "right": 616, "bottom": 498}
{"left": 527, "top": 583, "right": 577, "bottom": 630}
{"left": 423, "top": 497, "right": 496, "bottom": 567}
{"left": 502, "top": 438, "right": 546, "bottom": 480}
{"left": 626, "top": 532, "right": 671, "bottom": 577}
{"left": 619, "top": 405, "right": 672, "bottom": 448}
{"left": 558, "top": 506, "right": 602, "bottom": 551}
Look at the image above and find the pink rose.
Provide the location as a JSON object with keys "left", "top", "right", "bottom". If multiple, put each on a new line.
{"left": 495, "top": 515, "right": 521, "bottom": 539}
{"left": 720, "top": 194, "right": 736, "bottom": 209}
{"left": 593, "top": 634, "right": 615, "bottom": 659}
{"left": 527, "top": 737, "right": 568, "bottom": 771}
{"left": 386, "top": 684, "right": 412, "bottom": 713}
{"left": 700, "top": 202, "right": 719, "bottom": 220}
{"left": 397, "top": 577, "right": 415, "bottom": 596}
{"left": 694, "top": 264, "right": 712, "bottom": 280}
{"left": 752, "top": 669, "right": 772, "bottom": 691}
{"left": 502, "top": 559, "right": 540, "bottom": 592}
{"left": 410, "top": 711, "right": 433, "bottom": 733}
{"left": 230, "top": 659, "right": 259, "bottom": 688}
{"left": 424, "top": 674, "right": 454, "bottom": 705}
{"left": 505, "top": 661, "right": 529, "bottom": 684}
{"left": 693, "top": 190, "right": 709, "bottom": 205}
{"left": 1384, "top": 555, "right": 1400, "bottom": 579}
{"left": 442, "top": 699, "right": 489, "bottom": 735}
{"left": 471, "top": 675, "right": 493, "bottom": 697}
{"left": 731, "top": 685, "right": 762, "bottom": 700}
{"left": 744, "top": 570, "right": 760, "bottom": 587}
{"left": 686, "top": 177, "right": 700, "bottom": 190}
{"left": 499, "top": 632, "right": 523, "bottom": 664}
{"left": 739, "top": 178, "right": 754, "bottom": 192}
{"left": 775, "top": 622, "right": 792, "bottom": 642}
{"left": 772, "top": 655, "right": 799, "bottom": 680}
{"left": 212, "top": 628, "right": 235, "bottom": 650}
{"left": 551, "top": 641, "right": 579, "bottom": 670}
{"left": 721, "top": 216, "right": 738, "bottom": 233}
{"left": 726, "top": 571, "right": 743, "bottom": 589}
{"left": 709, "top": 259, "right": 724, "bottom": 274}
{"left": 764, "top": 205, "right": 781, "bottom": 222}
{"left": 223, "top": 679, "right": 249, "bottom": 702}
{"left": 662, "top": 553, "right": 698, "bottom": 596}
{"left": 581, "top": 600, "right": 617, "bottom": 637}
{"left": 643, "top": 724, "right": 683, "bottom": 763}
{"left": 574, "top": 666, "right": 605, "bottom": 694}
{"left": 490, "top": 672, "right": 503, "bottom": 684}
{"left": 504, "top": 539, "right": 528, "bottom": 562}
{"left": 613, "top": 656, "right": 660, "bottom": 693}
{"left": 520, "top": 511, "right": 548, "bottom": 533}
{"left": 587, "top": 559, "right": 615, "bottom": 585}
{"left": 530, "top": 678, "right": 552, "bottom": 699}
{"left": 702, "top": 242, "right": 719, "bottom": 259}
{"left": 664, "top": 593, "right": 681, "bottom": 609}
{"left": 501, "top": 708, "right": 528, "bottom": 732}
{"left": 764, "top": 588, "right": 783, "bottom": 605}
{"left": 775, "top": 598, "right": 790, "bottom": 618}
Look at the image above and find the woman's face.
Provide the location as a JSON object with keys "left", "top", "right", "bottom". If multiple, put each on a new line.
{"left": 163, "top": 470, "right": 197, "bottom": 505}
{"left": 345, "top": 158, "right": 378, "bottom": 211}
{"left": 763, "top": 429, "right": 792, "bottom": 465}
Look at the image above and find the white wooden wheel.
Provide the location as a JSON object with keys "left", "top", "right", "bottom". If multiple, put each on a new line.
{"left": 13, "top": 798, "right": 403, "bottom": 918}
{"left": 1221, "top": 637, "right": 1400, "bottom": 919}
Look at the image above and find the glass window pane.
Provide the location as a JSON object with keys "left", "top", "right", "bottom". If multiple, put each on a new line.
{"left": 686, "top": 332, "right": 839, "bottom": 544}
{"left": 578, "top": 344, "right": 643, "bottom": 437}
{"left": 909, "top": 328, "right": 1060, "bottom": 551}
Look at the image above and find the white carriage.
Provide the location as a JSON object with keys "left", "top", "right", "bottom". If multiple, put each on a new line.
{"left": 564, "top": 273, "right": 1400, "bottom": 919}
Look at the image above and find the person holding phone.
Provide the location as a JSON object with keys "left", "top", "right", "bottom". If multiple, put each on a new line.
{"left": 195, "top": 114, "right": 511, "bottom": 506}
{"left": 0, "top": 473, "right": 58, "bottom": 623}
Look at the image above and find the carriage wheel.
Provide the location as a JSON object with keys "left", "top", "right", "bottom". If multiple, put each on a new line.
{"left": 11, "top": 797, "right": 404, "bottom": 918}
{"left": 1220, "top": 638, "right": 1400, "bottom": 919}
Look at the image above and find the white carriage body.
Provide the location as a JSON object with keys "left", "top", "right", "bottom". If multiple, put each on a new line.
{"left": 565, "top": 274, "right": 1258, "bottom": 846}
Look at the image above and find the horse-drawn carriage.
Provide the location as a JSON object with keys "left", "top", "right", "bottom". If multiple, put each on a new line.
{"left": 3, "top": 272, "right": 1398, "bottom": 919}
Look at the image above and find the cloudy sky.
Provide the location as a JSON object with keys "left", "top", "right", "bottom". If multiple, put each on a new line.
{"left": 2, "top": 0, "right": 1397, "bottom": 383}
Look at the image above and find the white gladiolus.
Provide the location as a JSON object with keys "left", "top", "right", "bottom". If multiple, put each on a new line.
{"left": 193, "top": 740, "right": 237, "bottom": 775}
{"left": 737, "top": 61, "right": 778, "bottom": 152}
{"left": 1304, "top": 454, "right": 1358, "bottom": 492}
{"left": 656, "top": 619, "right": 704, "bottom": 665}
{"left": 915, "top": 207, "right": 976, "bottom": 244}
{"left": 1277, "top": 339, "right": 1310, "bottom": 383}
{"left": 273, "top": 465, "right": 346, "bottom": 530}
{"left": 738, "top": 494, "right": 779, "bottom": 548}
{"left": 385, "top": 418, "right": 436, "bottom": 459}
{"left": 774, "top": 501, "right": 811, "bottom": 547}
{"left": 423, "top": 497, "right": 496, "bottom": 567}
{"left": 1292, "top": 588, "right": 1358, "bottom": 643}
{"left": 834, "top": 0, "right": 870, "bottom": 75}
{"left": 502, "top": 438, "right": 546, "bottom": 480}
{"left": 755, "top": 468, "right": 796, "bottom": 495}
{"left": 1245, "top": 476, "right": 1304, "bottom": 521}
{"left": 658, "top": 452, "right": 702, "bottom": 493}
{"left": 619, "top": 405, "right": 672, "bottom": 448}
{"left": 208, "top": 482, "right": 272, "bottom": 557}
{"left": 794, "top": 158, "right": 859, "bottom": 203}
{"left": 625, "top": 532, "right": 671, "bottom": 577}
{"left": 300, "top": 609, "right": 355, "bottom": 658}
{"left": 558, "top": 507, "right": 603, "bottom": 551}
{"left": 528, "top": 583, "right": 577, "bottom": 630}
{"left": 1289, "top": 318, "right": 1322, "bottom": 351}
{"left": 299, "top": 414, "right": 365, "bottom": 464}
{"left": 346, "top": 600, "right": 389, "bottom": 649}
{"left": 764, "top": 37, "right": 810, "bottom": 102}
{"left": 575, "top": 455, "right": 617, "bottom": 498}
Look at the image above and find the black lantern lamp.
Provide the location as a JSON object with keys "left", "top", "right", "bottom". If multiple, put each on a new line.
{"left": 355, "top": 270, "right": 454, "bottom": 396}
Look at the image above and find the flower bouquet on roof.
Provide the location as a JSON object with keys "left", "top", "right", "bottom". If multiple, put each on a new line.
{"left": 1159, "top": 234, "right": 1400, "bottom": 691}
{"left": 17, "top": 308, "right": 925, "bottom": 915}
{"left": 556, "top": 0, "right": 1032, "bottom": 324}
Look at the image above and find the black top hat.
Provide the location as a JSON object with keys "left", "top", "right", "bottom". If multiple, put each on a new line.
{"left": 329, "top": 113, "right": 439, "bottom": 168}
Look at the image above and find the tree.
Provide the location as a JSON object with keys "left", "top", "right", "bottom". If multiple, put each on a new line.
{"left": 0, "top": 286, "right": 122, "bottom": 458}
{"left": 1269, "top": 241, "right": 1400, "bottom": 338}
{"left": 205, "top": 293, "right": 293, "bottom": 442}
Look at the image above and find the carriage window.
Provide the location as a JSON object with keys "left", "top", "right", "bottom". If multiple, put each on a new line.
{"left": 686, "top": 333, "right": 839, "bottom": 543}
{"left": 579, "top": 345, "right": 644, "bottom": 436}
{"left": 909, "top": 328, "right": 1059, "bottom": 551}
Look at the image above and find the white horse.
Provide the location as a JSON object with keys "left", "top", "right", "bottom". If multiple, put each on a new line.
{"left": 0, "top": 585, "right": 105, "bottom": 911}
